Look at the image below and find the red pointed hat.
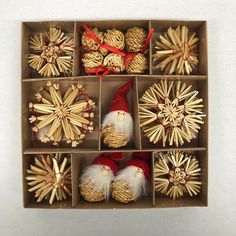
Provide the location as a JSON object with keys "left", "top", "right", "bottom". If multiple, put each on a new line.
{"left": 125, "top": 152, "right": 151, "bottom": 180}
{"left": 92, "top": 153, "right": 123, "bottom": 175}
{"left": 109, "top": 79, "right": 133, "bottom": 113}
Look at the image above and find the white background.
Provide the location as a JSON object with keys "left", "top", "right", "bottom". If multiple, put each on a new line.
{"left": 0, "top": 0, "right": 236, "bottom": 235}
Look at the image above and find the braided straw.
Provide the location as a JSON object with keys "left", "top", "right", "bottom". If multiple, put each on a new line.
{"left": 111, "top": 180, "right": 135, "bottom": 203}
{"left": 125, "top": 27, "right": 147, "bottom": 52}
{"left": 102, "top": 124, "right": 128, "bottom": 148}
{"left": 82, "top": 51, "right": 103, "bottom": 70}
{"left": 79, "top": 179, "right": 105, "bottom": 202}
{"left": 103, "top": 53, "right": 125, "bottom": 73}
{"left": 126, "top": 53, "right": 148, "bottom": 74}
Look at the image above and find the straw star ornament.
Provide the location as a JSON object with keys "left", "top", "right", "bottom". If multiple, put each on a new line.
{"left": 153, "top": 26, "right": 199, "bottom": 75}
{"left": 154, "top": 151, "right": 202, "bottom": 199}
{"left": 28, "top": 27, "right": 73, "bottom": 77}
{"left": 139, "top": 80, "right": 205, "bottom": 146}
{"left": 26, "top": 154, "right": 71, "bottom": 205}
{"left": 29, "top": 82, "right": 95, "bottom": 147}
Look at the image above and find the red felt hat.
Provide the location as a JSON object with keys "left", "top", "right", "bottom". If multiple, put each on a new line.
{"left": 92, "top": 153, "right": 123, "bottom": 175}
{"left": 125, "top": 152, "right": 151, "bottom": 180}
{"left": 109, "top": 79, "right": 133, "bottom": 113}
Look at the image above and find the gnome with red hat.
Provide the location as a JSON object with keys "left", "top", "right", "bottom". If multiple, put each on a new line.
{"left": 112, "top": 152, "right": 150, "bottom": 203}
{"left": 79, "top": 153, "right": 123, "bottom": 202}
{"left": 102, "top": 79, "right": 133, "bottom": 148}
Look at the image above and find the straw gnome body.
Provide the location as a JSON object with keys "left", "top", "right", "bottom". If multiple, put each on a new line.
{"left": 102, "top": 80, "right": 134, "bottom": 148}
{"left": 79, "top": 153, "right": 123, "bottom": 202}
{"left": 112, "top": 152, "right": 150, "bottom": 203}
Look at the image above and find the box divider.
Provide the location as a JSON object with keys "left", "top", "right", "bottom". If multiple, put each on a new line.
{"left": 133, "top": 77, "right": 142, "bottom": 149}
{"left": 73, "top": 22, "right": 79, "bottom": 76}
{"left": 151, "top": 151, "right": 156, "bottom": 206}
{"left": 98, "top": 78, "right": 102, "bottom": 150}
{"left": 148, "top": 20, "right": 153, "bottom": 75}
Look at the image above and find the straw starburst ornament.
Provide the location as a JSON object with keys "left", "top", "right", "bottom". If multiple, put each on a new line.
{"left": 139, "top": 80, "right": 205, "bottom": 146}
{"left": 29, "top": 82, "right": 95, "bottom": 147}
{"left": 26, "top": 154, "right": 71, "bottom": 205}
{"left": 154, "top": 151, "right": 202, "bottom": 199}
{"left": 28, "top": 27, "right": 73, "bottom": 77}
{"left": 153, "top": 26, "right": 199, "bottom": 75}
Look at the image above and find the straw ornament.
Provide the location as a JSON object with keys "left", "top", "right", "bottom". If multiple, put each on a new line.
{"left": 26, "top": 154, "right": 71, "bottom": 205}
{"left": 104, "top": 29, "right": 125, "bottom": 51}
{"left": 153, "top": 26, "right": 199, "bottom": 75}
{"left": 82, "top": 51, "right": 103, "bottom": 70}
{"left": 125, "top": 27, "right": 147, "bottom": 52}
{"left": 139, "top": 80, "right": 205, "bottom": 146}
{"left": 154, "top": 151, "right": 202, "bottom": 199}
{"left": 29, "top": 82, "right": 95, "bottom": 147}
{"left": 103, "top": 53, "right": 125, "bottom": 73}
{"left": 28, "top": 27, "right": 73, "bottom": 77}
{"left": 126, "top": 53, "right": 148, "bottom": 74}
{"left": 82, "top": 27, "right": 103, "bottom": 51}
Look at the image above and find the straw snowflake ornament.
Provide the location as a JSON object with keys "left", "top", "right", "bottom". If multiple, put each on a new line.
{"left": 139, "top": 80, "right": 205, "bottom": 146}
{"left": 153, "top": 26, "right": 199, "bottom": 75}
{"left": 26, "top": 154, "right": 71, "bottom": 205}
{"left": 28, "top": 27, "right": 74, "bottom": 77}
{"left": 29, "top": 82, "right": 95, "bottom": 147}
{"left": 154, "top": 151, "right": 202, "bottom": 199}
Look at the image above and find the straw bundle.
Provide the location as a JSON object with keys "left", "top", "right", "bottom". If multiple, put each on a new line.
{"left": 154, "top": 151, "right": 202, "bottom": 199}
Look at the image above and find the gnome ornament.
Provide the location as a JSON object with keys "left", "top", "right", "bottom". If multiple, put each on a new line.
{"left": 102, "top": 80, "right": 134, "bottom": 148}
{"left": 79, "top": 153, "right": 123, "bottom": 202}
{"left": 112, "top": 152, "right": 150, "bottom": 203}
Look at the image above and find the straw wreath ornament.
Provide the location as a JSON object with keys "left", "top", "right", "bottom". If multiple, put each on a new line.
{"left": 29, "top": 82, "right": 95, "bottom": 147}
{"left": 139, "top": 80, "right": 205, "bottom": 146}
{"left": 125, "top": 27, "right": 147, "bottom": 52}
{"left": 26, "top": 153, "right": 71, "bottom": 205}
{"left": 153, "top": 26, "right": 199, "bottom": 75}
{"left": 154, "top": 151, "right": 202, "bottom": 199}
{"left": 28, "top": 27, "right": 73, "bottom": 77}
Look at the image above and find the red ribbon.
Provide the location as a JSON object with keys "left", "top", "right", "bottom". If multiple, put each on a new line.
{"left": 85, "top": 66, "right": 110, "bottom": 79}
{"left": 141, "top": 27, "right": 154, "bottom": 54}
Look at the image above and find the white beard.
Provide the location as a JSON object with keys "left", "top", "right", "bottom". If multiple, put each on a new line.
{"left": 102, "top": 111, "right": 133, "bottom": 140}
{"left": 80, "top": 165, "right": 114, "bottom": 200}
{"left": 114, "top": 166, "right": 147, "bottom": 199}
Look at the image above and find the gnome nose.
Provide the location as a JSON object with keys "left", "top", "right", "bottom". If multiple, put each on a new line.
{"left": 135, "top": 168, "right": 144, "bottom": 178}
{"left": 117, "top": 111, "right": 126, "bottom": 121}
{"left": 101, "top": 166, "right": 110, "bottom": 176}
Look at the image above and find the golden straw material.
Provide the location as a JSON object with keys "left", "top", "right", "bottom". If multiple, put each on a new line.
{"left": 125, "top": 27, "right": 147, "bottom": 52}
{"left": 111, "top": 180, "right": 135, "bottom": 203}
{"left": 29, "top": 82, "right": 95, "bottom": 147}
{"left": 154, "top": 151, "right": 202, "bottom": 199}
{"left": 139, "top": 80, "right": 205, "bottom": 147}
{"left": 79, "top": 180, "right": 105, "bottom": 202}
{"left": 26, "top": 154, "right": 71, "bottom": 205}
{"left": 103, "top": 53, "right": 125, "bottom": 73}
{"left": 102, "top": 124, "right": 128, "bottom": 148}
{"left": 126, "top": 53, "right": 148, "bottom": 74}
{"left": 104, "top": 29, "right": 125, "bottom": 50}
{"left": 153, "top": 26, "right": 199, "bottom": 75}
{"left": 82, "top": 51, "right": 103, "bottom": 70}
{"left": 28, "top": 27, "right": 73, "bottom": 77}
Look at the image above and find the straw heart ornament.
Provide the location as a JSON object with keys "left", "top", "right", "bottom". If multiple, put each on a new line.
{"left": 154, "top": 151, "right": 202, "bottom": 199}
{"left": 28, "top": 27, "right": 74, "bottom": 77}
{"left": 153, "top": 26, "right": 199, "bottom": 75}
{"left": 29, "top": 82, "right": 95, "bottom": 147}
{"left": 26, "top": 153, "right": 71, "bottom": 205}
{"left": 139, "top": 80, "right": 205, "bottom": 146}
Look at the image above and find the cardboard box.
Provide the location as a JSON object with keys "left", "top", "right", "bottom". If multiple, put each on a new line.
{"left": 21, "top": 20, "right": 208, "bottom": 209}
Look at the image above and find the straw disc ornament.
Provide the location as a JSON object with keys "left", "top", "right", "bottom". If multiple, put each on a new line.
{"left": 139, "top": 80, "right": 205, "bottom": 146}
{"left": 29, "top": 82, "right": 95, "bottom": 147}
{"left": 82, "top": 51, "right": 103, "bottom": 70}
{"left": 103, "top": 53, "right": 125, "bottom": 73}
{"left": 102, "top": 80, "right": 133, "bottom": 148}
{"left": 154, "top": 151, "right": 202, "bottom": 199}
{"left": 125, "top": 27, "right": 147, "bottom": 52}
{"left": 126, "top": 53, "right": 148, "bottom": 74}
{"left": 153, "top": 26, "right": 199, "bottom": 75}
{"left": 28, "top": 27, "right": 73, "bottom": 77}
{"left": 79, "top": 153, "right": 123, "bottom": 202}
{"left": 25, "top": 154, "right": 71, "bottom": 205}
{"left": 112, "top": 152, "right": 150, "bottom": 203}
